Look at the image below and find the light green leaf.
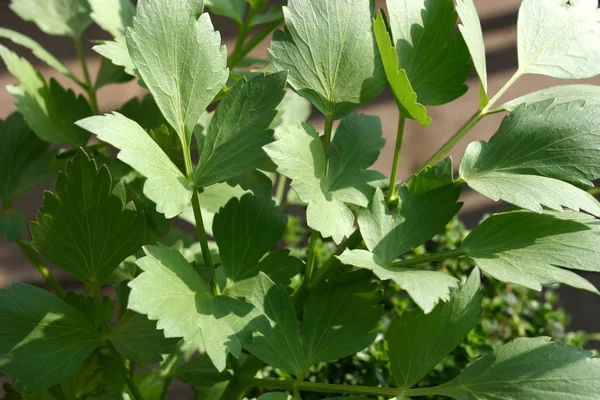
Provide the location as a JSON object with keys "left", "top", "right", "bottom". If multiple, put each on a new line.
{"left": 0, "top": 28, "right": 77, "bottom": 82}
{"left": 77, "top": 112, "right": 194, "bottom": 218}
{"left": 387, "top": 269, "right": 482, "bottom": 389}
{"left": 0, "top": 284, "right": 101, "bottom": 394}
{"left": 387, "top": 0, "right": 471, "bottom": 105}
{"left": 500, "top": 84, "right": 600, "bottom": 112}
{"left": 194, "top": 72, "right": 287, "bottom": 188}
{"left": 10, "top": 0, "right": 92, "bottom": 38}
{"left": 213, "top": 194, "right": 287, "bottom": 284}
{"left": 0, "top": 45, "right": 92, "bottom": 146}
{"left": 270, "top": 89, "right": 312, "bottom": 135}
{"left": 518, "top": 0, "right": 600, "bottom": 79}
{"left": 459, "top": 100, "right": 600, "bottom": 214}
{"left": 0, "top": 209, "right": 26, "bottom": 242}
{"left": 30, "top": 151, "right": 146, "bottom": 285}
{"left": 94, "top": 36, "right": 137, "bottom": 77}
{"left": 109, "top": 311, "right": 177, "bottom": 367}
{"left": 456, "top": 0, "right": 488, "bottom": 104}
{"left": 128, "top": 244, "right": 270, "bottom": 371}
{"left": 269, "top": 0, "right": 386, "bottom": 119}
{"left": 338, "top": 161, "right": 462, "bottom": 313}
{"left": 176, "top": 353, "right": 232, "bottom": 388}
{"left": 265, "top": 113, "right": 385, "bottom": 243}
{"left": 89, "top": 0, "right": 135, "bottom": 38}
{"left": 127, "top": 0, "right": 228, "bottom": 149}
{"left": 435, "top": 337, "right": 600, "bottom": 399}
{"left": 205, "top": 0, "right": 246, "bottom": 25}
{"left": 373, "top": 11, "right": 430, "bottom": 125}
{"left": 463, "top": 210, "right": 600, "bottom": 293}
{"left": 0, "top": 112, "right": 56, "bottom": 205}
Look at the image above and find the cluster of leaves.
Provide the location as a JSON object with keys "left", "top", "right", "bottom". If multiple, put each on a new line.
{"left": 2, "top": 0, "right": 600, "bottom": 399}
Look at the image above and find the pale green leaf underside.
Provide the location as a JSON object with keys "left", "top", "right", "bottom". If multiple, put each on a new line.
{"left": 518, "top": 0, "right": 600, "bottom": 79}
{"left": 10, "top": 0, "right": 92, "bottom": 37}
{"left": 456, "top": 0, "right": 488, "bottom": 101}
{"left": 387, "top": 269, "right": 481, "bottom": 389}
{"left": 435, "top": 337, "right": 600, "bottom": 399}
{"left": 128, "top": 0, "right": 228, "bottom": 148}
{"left": 77, "top": 112, "right": 193, "bottom": 219}
{"left": 500, "top": 84, "right": 600, "bottom": 112}
{"left": 373, "top": 11, "right": 430, "bottom": 125}
{"left": 89, "top": 0, "right": 135, "bottom": 38}
{"left": 94, "top": 36, "right": 137, "bottom": 77}
{"left": 269, "top": 0, "right": 386, "bottom": 119}
{"left": 463, "top": 210, "right": 600, "bottom": 293}
{"left": 0, "top": 284, "right": 100, "bottom": 394}
{"left": 128, "top": 245, "right": 270, "bottom": 371}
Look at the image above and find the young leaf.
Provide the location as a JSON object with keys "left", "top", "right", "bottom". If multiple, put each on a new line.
{"left": 434, "top": 337, "right": 600, "bottom": 399}
{"left": 0, "top": 284, "right": 101, "bottom": 394}
{"left": 127, "top": 0, "right": 229, "bottom": 149}
{"left": 128, "top": 244, "right": 270, "bottom": 371}
{"left": 109, "top": 311, "right": 177, "bottom": 367}
{"left": 265, "top": 113, "right": 385, "bottom": 243}
{"left": 456, "top": 0, "right": 488, "bottom": 104}
{"left": 339, "top": 160, "right": 462, "bottom": 313}
{"left": 77, "top": 112, "right": 194, "bottom": 218}
{"left": 0, "top": 112, "right": 56, "bottom": 205}
{"left": 387, "top": 0, "right": 471, "bottom": 105}
{"left": 269, "top": 0, "right": 386, "bottom": 120}
{"left": 459, "top": 100, "right": 600, "bottom": 215}
{"left": 94, "top": 36, "right": 137, "bottom": 77}
{"left": 89, "top": 0, "right": 135, "bottom": 38}
{"left": 194, "top": 72, "right": 287, "bottom": 188}
{"left": 518, "top": 0, "right": 600, "bottom": 79}
{"left": 10, "top": 0, "right": 92, "bottom": 38}
{"left": 387, "top": 269, "right": 482, "bottom": 389}
{"left": 463, "top": 210, "right": 600, "bottom": 293}
{"left": 30, "top": 150, "right": 146, "bottom": 286}
{"left": 0, "top": 209, "right": 26, "bottom": 242}
{"left": 213, "top": 194, "right": 287, "bottom": 284}
{"left": 373, "top": 11, "right": 431, "bottom": 125}
{"left": 0, "top": 45, "right": 92, "bottom": 147}
{"left": 204, "top": 0, "right": 246, "bottom": 25}
{"left": 500, "top": 84, "right": 600, "bottom": 112}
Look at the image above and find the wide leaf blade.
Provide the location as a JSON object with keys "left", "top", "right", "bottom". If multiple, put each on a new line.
{"left": 10, "top": 0, "right": 92, "bottom": 38}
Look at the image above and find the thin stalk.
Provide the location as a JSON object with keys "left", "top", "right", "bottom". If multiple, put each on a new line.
{"left": 17, "top": 239, "right": 65, "bottom": 299}
{"left": 158, "top": 349, "right": 182, "bottom": 400}
{"left": 190, "top": 191, "right": 214, "bottom": 271}
{"left": 389, "top": 248, "right": 466, "bottom": 269}
{"left": 308, "top": 229, "right": 362, "bottom": 289}
{"left": 305, "top": 230, "right": 319, "bottom": 281}
{"left": 247, "top": 378, "right": 405, "bottom": 397}
{"left": 293, "top": 383, "right": 302, "bottom": 399}
{"left": 323, "top": 114, "right": 334, "bottom": 143}
{"left": 275, "top": 175, "right": 287, "bottom": 205}
{"left": 74, "top": 37, "right": 99, "bottom": 114}
{"left": 109, "top": 345, "right": 146, "bottom": 400}
{"left": 218, "top": 355, "right": 265, "bottom": 400}
{"left": 238, "top": 18, "right": 283, "bottom": 61}
{"left": 386, "top": 115, "right": 407, "bottom": 203}
{"left": 228, "top": 7, "right": 259, "bottom": 68}
{"left": 415, "top": 70, "right": 523, "bottom": 175}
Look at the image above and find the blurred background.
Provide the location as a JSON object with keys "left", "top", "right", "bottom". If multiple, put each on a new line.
{"left": 2, "top": 0, "right": 600, "bottom": 335}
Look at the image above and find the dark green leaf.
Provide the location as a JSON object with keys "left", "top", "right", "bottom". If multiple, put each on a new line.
{"left": 205, "top": 0, "right": 246, "bottom": 25}
{"left": 176, "top": 353, "right": 233, "bottom": 388}
{"left": 0, "top": 209, "right": 26, "bottom": 242}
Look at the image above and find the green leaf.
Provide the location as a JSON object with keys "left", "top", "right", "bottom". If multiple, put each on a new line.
{"left": 0, "top": 28, "right": 77, "bottom": 82}
{"left": 95, "top": 57, "right": 134, "bottom": 89}
{"left": 205, "top": 0, "right": 246, "bottom": 25}
{"left": 194, "top": 72, "right": 287, "bottom": 188}
{"left": 0, "top": 209, "right": 26, "bottom": 242}
{"left": 89, "top": 0, "right": 135, "bottom": 38}
{"left": 250, "top": 6, "right": 283, "bottom": 27}
{"left": 265, "top": 113, "right": 385, "bottom": 243}
{"left": 459, "top": 100, "right": 600, "bottom": 215}
{"left": 77, "top": 112, "right": 194, "bottom": 218}
{"left": 0, "top": 112, "right": 56, "bottom": 205}
{"left": 500, "top": 84, "right": 600, "bottom": 112}
{"left": 517, "top": 0, "right": 600, "bottom": 79}
{"left": 118, "top": 94, "right": 168, "bottom": 132}
{"left": 434, "top": 337, "right": 600, "bottom": 399}
{"left": 456, "top": 0, "right": 488, "bottom": 105}
{"left": 0, "top": 284, "right": 101, "bottom": 394}
{"left": 387, "top": 0, "right": 471, "bottom": 105}
{"left": 270, "top": 89, "right": 312, "bottom": 135}
{"left": 10, "top": 0, "right": 92, "bottom": 38}
{"left": 94, "top": 36, "right": 137, "bottom": 77}
{"left": 387, "top": 269, "right": 482, "bottom": 389}
{"left": 246, "top": 271, "right": 382, "bottom": 378}
{"left": 269, "top": 0, "right": 386, "bottom": 119}
{"left": 127, "top": 0, "right": 229, "bottom": 149}
{"left": 128, "top": 244, "right": 270, "bottom": 371}
{"left": 0, "top": 45, "right": 92, "bottom": 147}
{"left": 373, "top": 11, "right": 430, "bottom": 125}
{"left": 463, "top": 210, "right": 600, "bottom": 293}
{"left": 109, "top": 311, "right": 177, "bottom": 367}
{"left": 176, "top": 353, "right": 233, "bottom": 388}
{"left": 213, "top": 194, "right": 287, "bottom": 283}
{"left": 30, "top": 150, "right": 146, "bottom": 285}
{"left": 257, "top": 394, "right": 294, "bottom": 400}
{"left": 338, "top": 160, "right": 462, "bottom": 313}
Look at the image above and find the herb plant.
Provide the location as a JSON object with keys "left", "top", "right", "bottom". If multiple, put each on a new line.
{"left": 2, "top": 0, "right": 600, "bottom": 399}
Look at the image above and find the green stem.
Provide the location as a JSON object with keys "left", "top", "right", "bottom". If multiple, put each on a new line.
{"left": 275, "top": 175, "right": 287, "bottom": 206}
{"left": 228, "top": 7, "right": 259, "bottom": 68}
{"left": 308, "top": 229, "right": 362, "bottom": 289}
{"left": 247, "top": 378, "right": 408, "bottom": 397}
{"left": 386, "top": 114, "right": 407, "bottom": 204}
{"left": 238, "top": 18, "right": 283, "bottom": 60}
{"left": 293, "top": 383, "right": 302, "bottom": 399}
{"left": 218, "top": 355, "right": 265, "bottom": 400}
{"left": 109, "top": 345, "right": 146, "bottom": 400}
{"left": 17, "top": 239, "right": 65, "bottom": 299}
{"left": 414, "top": 70, "right": 523, "bottom": 175}
{"left": 74, "top": 36, "right": 99, "bottom": 114}
{"left": 191, "top": 191, "right": 214, "bottom": 271}
{"left": 389, "top": 248, "right": 466, "bottom": 269}
{"left": 323, "top": 114, "right": 334, "bottom": 143}
{"left": 305, "top": 230, "right": 319, "bottom": 281}
{"left": 158, "top": 348, "right": 182, "bottom": 400}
